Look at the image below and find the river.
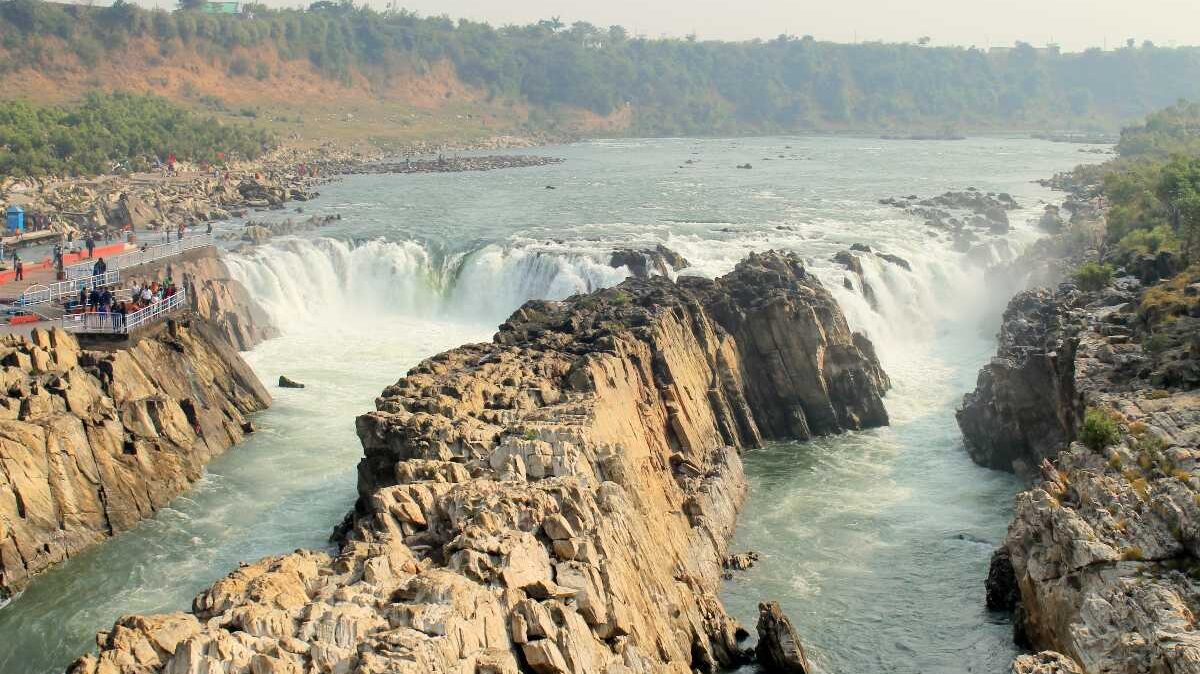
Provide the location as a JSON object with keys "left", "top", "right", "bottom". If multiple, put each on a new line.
{"left": 0, "top": 136, "right": 1105, "bottom": 673}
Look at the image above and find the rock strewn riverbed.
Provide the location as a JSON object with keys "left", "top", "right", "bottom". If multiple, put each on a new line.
{"left": 358, "top": 155, "right": 563, "bottom": 175}
{"left": 0, "top": 141, "right": 562, "bottom": 247}
{"left": 69, "top": 251, "right": 890, "bottom": 674}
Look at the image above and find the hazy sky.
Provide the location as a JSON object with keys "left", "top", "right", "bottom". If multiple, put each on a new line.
{"left": 300, "top": 0, "right": 1199, "bottom": 51}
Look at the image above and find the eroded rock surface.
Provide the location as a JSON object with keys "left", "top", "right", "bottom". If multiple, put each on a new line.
{"left": 754, "top": 602, "right": 811, "bottom": 674}
{"left": 0, "top": 322, "right": 270, "bottom": 599}
{"left": 975, "top": 271, "right": 1200, "bottom": 673}
{"left": 608, "top": 245, "right": 691, "bottom": 280}
{"left": 957, "top": 287, "right": 1083, "bottom": 477}
{"left": 141, "top": 246, "right": 279, "bottom": 351}
{"left": 71, "top": 251, "right": 889, "bottom": 674}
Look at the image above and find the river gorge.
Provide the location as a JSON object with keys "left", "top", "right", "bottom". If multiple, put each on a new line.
{"left": 0, "top": 136, "right": 1107, "bottom": 673}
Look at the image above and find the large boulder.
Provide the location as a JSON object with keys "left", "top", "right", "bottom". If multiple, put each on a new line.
{"left": 609, "top": 244, "right": 690, "bottom": 279}
{"left": 755, "top": 602, "right": 811, "bottom": 674}
{"left": 956, "top": 288, "right": 1081, "bottom": 476}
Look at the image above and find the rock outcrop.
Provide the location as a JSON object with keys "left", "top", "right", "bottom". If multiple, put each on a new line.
{"left": 975, "top": 268, "right": 1200, "bottom": 673}
{"left": 70, "top": 251, "right": 889, "bottom": 674}
{"left": 138, "top": 245, "right": 278, "bottom": 351}
{"left": 755, "top": 602, "right": 812, "bottom": 674}
{"left": 0, "top": 321, "right": 271, "bottom": 600}
{"left": 608, "top": 245, "right": 690, "bottom": 280}
{"left": 956, "top": 287, "right": 1082, "bottom": 477}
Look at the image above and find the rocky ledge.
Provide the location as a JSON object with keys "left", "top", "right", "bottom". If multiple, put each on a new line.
{"left": 147, "top": 245, "right": 279, "bottom": 351}
{"left": 70, "top": 251, "right": 889, "bottom": 674}
{"left": 0, "top": 320, "right": 270, "bottom": 600}
{"left": 956, "top": 287, "right": 1083, "bottom": 477}
{"left": 969, "top": 268, "right": 1200, "bottom": 673}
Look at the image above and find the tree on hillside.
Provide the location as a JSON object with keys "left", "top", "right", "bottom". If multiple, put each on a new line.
{"left": 177, "top": 0, "right": 206, "bottom": 10}
{"left": 1157, "top": 157, "right": 1200, "bottom": 260}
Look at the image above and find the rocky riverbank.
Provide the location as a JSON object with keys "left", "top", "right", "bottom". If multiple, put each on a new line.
{"left": 0, "top": 138, "right": 562, "bottom": 249}
{"left": 0, "top": 244, "right": 277, "bottom": 600}
{"left": 0, "top": 319, "right": 270, "bottom": 601}
{"left": 69, "top": 251, "right": 890, "bottom": 674}
{"left": 962, "top": 263, "right": 1200, "bottom": 672}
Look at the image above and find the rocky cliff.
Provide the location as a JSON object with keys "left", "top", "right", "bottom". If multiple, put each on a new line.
{"left": 143, "top": 245, "right": 279, "bottom": 351}
{"left": 69, "top": 250, "right": 890, "bottom": 674}
{"left": 956, "top": 287, "right": 1083, "bottom": 477}
{"left": 973, "top": 269, "right": 1200, "bottom": 673}
{"left": 0, "top": 320, "right": 271, "bottom": 601}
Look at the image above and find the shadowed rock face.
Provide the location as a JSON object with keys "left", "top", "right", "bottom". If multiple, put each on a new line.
{"left": 71, "top": 251, "right": 889, "bottom": 674}
{"left": 608, "top": 244, "right": 691, "bottom": 280}
{"left": 755, "top": 602, "right": 811, "bottom": 674}
{"left": 956, "top": 288, "right": 1082, "bottom": 477}
{"left": 0, "top": 322, "right": 270, "bottom": 600}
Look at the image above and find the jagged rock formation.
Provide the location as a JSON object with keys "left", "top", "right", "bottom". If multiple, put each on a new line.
{"left": 975, "top": 271, "right": 1200, "bottom": 673}
{"left": 142, "top": 246, "right": 278, "bottom": 351}
{"left": 608, "top": 245, "right": 690, "bottom": 280}
{"left": 754, "top": 602, "right": 812, "bottom": 673}
{"left": 1012, "top": 651, "right": 1083, "bottom": 674}
{"left": 956, "top": 288, "right": 1083, "bottom": 477}
{"left": 71, "top": 251, "right": 889, "bottom": 674}
{"left": 0, "top": 321, "right": 270, "bottom": 600}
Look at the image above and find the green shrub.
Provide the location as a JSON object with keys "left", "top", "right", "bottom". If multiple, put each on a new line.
{"left": 254, "top": 61, "right": 269, "bottom": 80}
{"left": 228, "top": 55, "right": 251, "bottom": 76}
{"left": 1073, "top": 262, "right": 1114, "bottom": 292}
{"left": 0, "top": 92, "right": 275, "bottom": 176}
{"left": 1118, "top": 224, "right": 1179, "bottom": 256}
{"left": 1144, "top": 333, "right": 1171, "bottom": 355}
{"left": 1080, "top": 407, "right": 1121, "bottom": 451}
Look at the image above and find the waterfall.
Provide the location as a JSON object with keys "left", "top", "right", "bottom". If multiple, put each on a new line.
{"left": 225, "top": 237, "right": 631, "bottom": 331}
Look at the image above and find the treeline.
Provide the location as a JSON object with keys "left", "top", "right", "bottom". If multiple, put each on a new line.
{"left": 0, "top": 92, "right": 275, "bottom": 176}
{"left": 3, "top": 0, "right": 1200, "bottom": 134}
{"left": 1101, "top": 103, "right": 1200, "bottom": 262}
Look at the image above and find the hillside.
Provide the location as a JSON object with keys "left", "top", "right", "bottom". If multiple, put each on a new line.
{"left": 2, "top": 0, "right": 1200, "bottom": 143}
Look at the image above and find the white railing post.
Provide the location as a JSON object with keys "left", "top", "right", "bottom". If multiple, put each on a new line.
{"left": 20, "top": 270, "right": 122, "bottom": 307}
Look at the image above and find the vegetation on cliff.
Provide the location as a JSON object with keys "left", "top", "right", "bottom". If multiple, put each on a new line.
{"left": 0, "top": 91, "right": 275, "bottom": 176}
{"left": 1052, "top": 103, "right": 1200, "bottom": 262}
{"left": 2, "top": 0, "right": 1200, "bottom": 136}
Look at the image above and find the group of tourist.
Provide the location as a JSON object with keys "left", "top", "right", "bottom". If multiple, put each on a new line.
{"left": 69, "top": 276, "right": 182, "bottom": 329}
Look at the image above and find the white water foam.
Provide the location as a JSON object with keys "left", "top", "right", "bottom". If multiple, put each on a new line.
{"left": 226, "top": 237, "right": 630, "bottom": 330}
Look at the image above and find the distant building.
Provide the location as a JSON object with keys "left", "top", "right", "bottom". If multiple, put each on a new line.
{"left": 201, "top": 1, "right": 240, "bottom": 15}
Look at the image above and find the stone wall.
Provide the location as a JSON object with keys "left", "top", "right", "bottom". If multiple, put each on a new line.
{"left": 69, "top": 251, "right": 890, "bottom": 674}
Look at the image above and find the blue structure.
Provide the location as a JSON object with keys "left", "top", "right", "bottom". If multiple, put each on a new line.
{"left": 5, "top": 205, "right": 24, "bottom": 233}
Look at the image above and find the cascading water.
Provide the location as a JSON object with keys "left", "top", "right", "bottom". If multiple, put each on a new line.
{"left": 224, "top": 237, "right": 630, "bottom": 328}
{"left": 0, "top": 136, "right": 1107, "bottom": 674}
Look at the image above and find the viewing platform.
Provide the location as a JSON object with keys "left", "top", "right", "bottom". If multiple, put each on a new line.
{"left": 61, "top": 290, "right": 188, "bottom": 336}
{"left": 0, "top": 233, "right": 214, "bottom": 335}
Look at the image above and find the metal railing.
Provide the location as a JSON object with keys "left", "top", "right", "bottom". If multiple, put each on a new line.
{"left": 62, "top": 290, "right": 187, "bottom": 334}
{"left": 18, "top": 270, "right": 121, "bottom": 306}
{"left": 66, "top": 234, "right": 214, "bottom": 280}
